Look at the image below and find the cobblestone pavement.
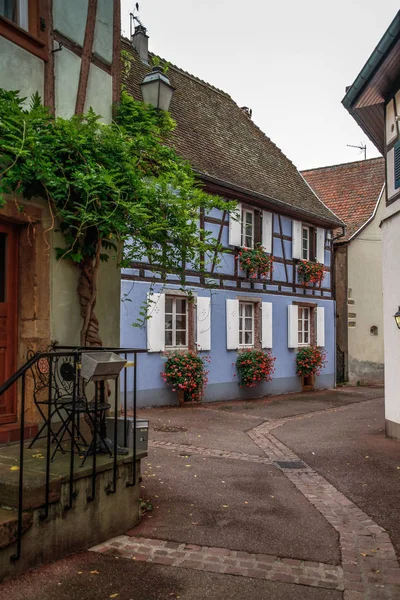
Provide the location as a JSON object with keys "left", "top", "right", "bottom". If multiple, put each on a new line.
{"left": 91, "top": 536, "right": 344, "bottom": 591}
{"left": 92, "top": 393, "right": 400, "bottom": 600}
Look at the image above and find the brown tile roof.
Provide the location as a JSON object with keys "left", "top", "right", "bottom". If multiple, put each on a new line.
{"left": 301, "top": 158, "right": 385, "bottom": 242}
{"left": 122, "top": 39, "right": 343, "bottom": 227}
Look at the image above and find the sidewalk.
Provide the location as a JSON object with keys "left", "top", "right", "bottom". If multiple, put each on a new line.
{"left": 3, "top": 386, "right": 400, "bottom": 599}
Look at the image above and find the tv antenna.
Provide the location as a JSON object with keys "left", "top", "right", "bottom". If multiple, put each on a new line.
{"left": 130, "top": 3, "right": 145, "bottom": 38}
{"left": 346, "top": 142, "right": 367, "bottom": 160}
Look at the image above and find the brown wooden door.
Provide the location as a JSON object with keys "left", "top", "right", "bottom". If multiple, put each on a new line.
{"left": 0, "top": 222, "right": 18, "bottom": 424}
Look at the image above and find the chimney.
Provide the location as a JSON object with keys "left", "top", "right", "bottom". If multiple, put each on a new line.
{"left": 132, "top": 24, "right": 149, "bottom": 64}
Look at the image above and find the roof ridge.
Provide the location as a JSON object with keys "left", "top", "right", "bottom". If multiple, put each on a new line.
{"left": 301, "top": 156, "right": 384, "bottom": 174}
{"left": 121, "top": 38, "right": 231, "bottom": 99}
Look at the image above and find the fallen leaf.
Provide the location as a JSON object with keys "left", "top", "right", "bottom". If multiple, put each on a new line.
{"left": 360, "top": 553, "right": 368, "bottom": 557}
{"left": 185, "top": 465, "right": 191, "bottom": 468}
{"left": 90, "top": 570, "right": 99, "bottom": 574}
{"left": 77, "top": 571, "right": 83, "bottom": 574}
{"left": 244, "top": 501, "right": 249, "bottom": 505}
{"left": 109, "top": 594, "right": 119, "bottom": 598}
{"left": 191, "top": 522, "right": 199, "bottom": 525}
{"left": 10, "top": 466, "right": 19, "bottom": 471}
{"left": 222, "top": 505, "right": 229, "bottom": 508}
{"left": 375, "top": 569, "right": 380, "bottom": 573}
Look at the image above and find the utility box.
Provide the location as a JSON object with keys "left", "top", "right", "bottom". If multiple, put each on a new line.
{"left": 106, "top": 417, "right": 149, "bottom": 453}
{"left": 81, "top": 352, "right": 127, "bottom": 382}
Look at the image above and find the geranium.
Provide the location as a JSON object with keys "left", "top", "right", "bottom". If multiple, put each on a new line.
{"left": 235, "top": 349, "right": 276, "bottom": 387}
{"left": 237, "top": 244, "right": 273, "bottom": 279}
{"left": 161, "top": 351, "right": 209, "bottom": 401}
{"left": 297, "top": 260, "right": 325, "bottom": 285}
{"left": 296, "top": 346, "right": 326, "bottom": 376}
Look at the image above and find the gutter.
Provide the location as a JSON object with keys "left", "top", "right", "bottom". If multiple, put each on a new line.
{"left": 196, "top": 171, "right": 344, "bottom": 229}
{"left": 342, "top": 10, "right": 400, "bottom": 110}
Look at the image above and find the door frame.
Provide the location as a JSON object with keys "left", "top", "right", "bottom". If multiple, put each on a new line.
{"left": 0, "top": 221, "right": 18, "bottom": 424}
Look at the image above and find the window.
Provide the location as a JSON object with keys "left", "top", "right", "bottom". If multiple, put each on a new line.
{"left": 241, "top": 209, "right": 254, "bottom": 248}
{"left": 165, "top": 296, "right": 188, "bottom": 348}
{"left": 0, "top": 0, "right": 28, "bottom": 30}
{"left": 302, "top": 226, "right": 310, "bottom": 260}
{"left": 298, "top": 306, "right": 310, "bottom": 346}
{"left": 239, "top": 302, "right": 254, "bottom": 346}
{"left": 395, "top": 140, "right": 400, "bottom": 190}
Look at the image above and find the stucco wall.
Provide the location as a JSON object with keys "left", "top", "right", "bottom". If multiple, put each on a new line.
{"left": 0, "top": 37, "right": 44, "bottom": 102}
{"left": 347, "top": 195, "right": 384, "bottom": 384}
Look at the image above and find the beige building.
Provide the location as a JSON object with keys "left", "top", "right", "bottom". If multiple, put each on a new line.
{"left": 302, "top": 158, "right": 385, "bottom": 384}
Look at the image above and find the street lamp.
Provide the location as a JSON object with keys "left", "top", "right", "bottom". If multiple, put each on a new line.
{"left": 140, "top": 66, "right": 175, "bottom": 111}
{"left": 394, "top": 307, "right": 400, "bottom": 329}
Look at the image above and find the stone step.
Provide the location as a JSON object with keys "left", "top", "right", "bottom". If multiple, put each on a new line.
{"left": 0, "top": 423, "right": 38, "bottom": 446}
{"left": 0, "top": 508, "right": 32, "bottom": 550}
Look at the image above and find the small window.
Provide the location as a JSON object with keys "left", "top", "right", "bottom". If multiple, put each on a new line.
{"left": 302, "top": 226, "right": 310, "bottom": 260}
{"left": 165, "top": 296, "right": 188, "bottom": 348}
{"left": 298, "top": 306, "right": 310, "bottom": 346}
{"left": 1, "top": 0, "right": 29, "bottom": 30}
{"left": 395, "top": 140, "right": 400, "bottom": 190}
{"left": 241, "top": 209, "right": 254, "bottom": 248}
{"left": 239, "top": 301, "right": 254, "bottom": 346}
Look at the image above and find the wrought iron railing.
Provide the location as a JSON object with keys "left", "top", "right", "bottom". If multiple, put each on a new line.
{"left": 0, "top": 346, "right": 147, "bottom": 563}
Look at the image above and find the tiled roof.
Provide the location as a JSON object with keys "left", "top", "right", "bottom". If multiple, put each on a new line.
{"left": 301, "top": 158, "right": 385, "bottom": 241}
{"left": 122, "top": 39, "right": 343, "bottom": 227}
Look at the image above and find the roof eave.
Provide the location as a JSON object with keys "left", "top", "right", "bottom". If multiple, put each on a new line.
{"left": 196, "top": 171, "right": 344, "bottom": 228}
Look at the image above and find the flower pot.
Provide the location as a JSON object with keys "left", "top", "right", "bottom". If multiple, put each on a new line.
{"left": 177, "top": 389, "right": 185, "bottom": 406}
{"left": 300, "top": 372, "right": 315, "bottom": 392}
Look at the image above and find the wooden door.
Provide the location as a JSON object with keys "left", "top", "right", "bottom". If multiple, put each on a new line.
{"left": 0, "top": 222, "right": 18, "bottom": 424}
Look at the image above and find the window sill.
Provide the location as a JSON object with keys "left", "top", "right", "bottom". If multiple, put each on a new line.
{"left": 0, "top": 16, "right": 48, "bottom": 61}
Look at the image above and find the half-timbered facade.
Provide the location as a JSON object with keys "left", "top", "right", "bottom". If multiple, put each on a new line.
{"left": 0, "top": 1, "right": 121, "bottom": 435}
{"left": 120, "top": 35, "right": 344, "bottom": 407}
{"left": 343, "top": 10, "right": 400, "bottom": 439}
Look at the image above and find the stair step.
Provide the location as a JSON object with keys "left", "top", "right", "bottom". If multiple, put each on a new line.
{"left": 0, "top": 423, "right": 38, "bottom": 446}
{"left": 0, "top": 507, "right": 32, "bottom": 550}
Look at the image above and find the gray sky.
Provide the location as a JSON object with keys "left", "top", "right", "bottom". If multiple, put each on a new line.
{"left": 121, "top": 1, "right": 398, "bottom": 171}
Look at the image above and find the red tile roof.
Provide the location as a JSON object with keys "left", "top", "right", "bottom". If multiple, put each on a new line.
{"left": 122, "top": 40, "right": 343, "bottom": 227}
{"left": 301, "top": 158, "right": 385, "bottom": 241}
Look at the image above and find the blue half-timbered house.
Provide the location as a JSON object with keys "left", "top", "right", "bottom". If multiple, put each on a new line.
{"left": 120, "top": 35, "right": 344, "bottom": 407}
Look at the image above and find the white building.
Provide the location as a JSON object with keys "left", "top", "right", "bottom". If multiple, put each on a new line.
{"left": 343, "top": 10, "right": 400, "bottom": 438}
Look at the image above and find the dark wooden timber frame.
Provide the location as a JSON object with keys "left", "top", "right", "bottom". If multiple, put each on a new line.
{"left": 75, "top": 0, "right": 98, "bottom": 114}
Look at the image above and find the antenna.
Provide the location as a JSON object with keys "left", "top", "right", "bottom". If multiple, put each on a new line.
{"left": 346, "top": 142, "right": 367, "bottom": 160}
{"left": 130, "top": 2, "right": 145, "bottom": 38}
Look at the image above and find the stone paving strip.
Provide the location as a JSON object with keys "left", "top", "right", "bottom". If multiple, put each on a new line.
{"left": 149, "top": 440, "right": 273, "bottom": 465}
{"left": 90, "top": 536, "right": 344, "bottom": 591}
{"left": 249, "top": 417, "right": 400, "bottom": 600}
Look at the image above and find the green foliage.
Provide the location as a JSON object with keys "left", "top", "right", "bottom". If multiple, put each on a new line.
{"left": 235, "top": 349, "right": 275, "bottom": 387}
{"left": 0, "top": 88, "right": 234, "bottom": 275}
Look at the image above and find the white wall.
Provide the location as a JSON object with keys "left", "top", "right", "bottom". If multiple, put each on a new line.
{"left": 347, "top": 193, "right": 384, "bottom": 383}
{"left": 0, "top": 37, "right": 44, "bottom": 102}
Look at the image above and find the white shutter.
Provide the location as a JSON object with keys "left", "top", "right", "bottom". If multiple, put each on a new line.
{"left": 262, "top": 211, "right": 273, "bottom": 254}
{"left": 196, "top": 296, "right": 211, "bottom": 351}
{"left": 228, "top": 203, "right": 242, "bottom": 247}
{"left": 226, "top": 299, "right": 239, "bottom": 350}
{"left": 316, "top": 306, "right": 325, "bottom": 347}
{"left": 288, "top": 304, "right": 298, "bottom": 348}
{"left": 292, "top": 220, "right": 302, "bottom": 259}
{"left": 316, "top": 228, "right": 325, "bottom": 264}
{"left": 261, "top": 302, "right": 273, "bottom": 348}
{"left": 147, "top": 292, "right": 165, "bottom": 352}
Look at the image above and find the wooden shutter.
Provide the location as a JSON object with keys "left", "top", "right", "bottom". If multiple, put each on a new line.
{"left": 316, "top": 228, "right": 325, "bottom": 264}
{"left": 147, "top": 292, "right": 165, "bottom": 352}
{"left": 395, "top": 141, "right": 400, "bottom": 190}
{"left": 316, "top": 306, "right": 325, "bottom": 347}
{"left": 261, "top": 302, "right": 273, "bottom": 348}
{"left": 228, "top": 203, "right": 242, "bottom": 247}
{"left": 226, "top": 299, "right": 239, "bottom": 350}
{"left": 292, "top": 220, "right": 302, "bottom": 259}
{"left": 261, "top": 211, "right": 273, "bottom": 254}
{"left": 288, "top": 304, "right": 298, "bottom": 348}
{"left": 197, "top": 296, "right": 211, "bottom": 351}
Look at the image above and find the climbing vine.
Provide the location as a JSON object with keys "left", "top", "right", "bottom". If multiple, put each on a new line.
{"left": 0, "top": 89, "right": 234, "bottom": 346}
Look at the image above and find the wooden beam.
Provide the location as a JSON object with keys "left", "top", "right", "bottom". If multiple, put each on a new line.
{"left": 43, "top": 0, "right": 55, "bottom": 113}
{"left": 75, "top": 0, "right": 98, "bottom": 115}
{"left": 112, "top": 0, "right": 121, "bottom": 106}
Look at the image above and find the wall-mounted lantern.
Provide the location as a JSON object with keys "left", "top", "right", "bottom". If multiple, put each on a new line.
{"left": 394, "top": 307, "right": 400, "bottom": 329}
{"left": 140, "top": 66, "right": 175, "bottom": 111}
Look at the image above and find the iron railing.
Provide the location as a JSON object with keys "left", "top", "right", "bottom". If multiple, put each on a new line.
{"left": 0, "top": 346, "right": 147, "bottom": 563}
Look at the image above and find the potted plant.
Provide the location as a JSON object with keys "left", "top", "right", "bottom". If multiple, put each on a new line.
{"left": 235, "top": 349, "right": 276, "bottom": 387}
{"left": 236, "top": 244, "right": 274, "bottom": 279}
{"left": 296, "top": 346, "right": 326, "bottom": 391}
{"left": 161, "top": 351, "right": 209, "bottom": 405}
{"left": 297, "top": 260, "right": 325, "bottom": 286}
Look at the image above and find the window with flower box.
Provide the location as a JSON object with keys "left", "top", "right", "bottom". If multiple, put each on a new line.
{"left": 298, "top": 306, "right": 310, "bottom": 346}
{"left": 239, "top": 301, "right": 254, "bottom": 347}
